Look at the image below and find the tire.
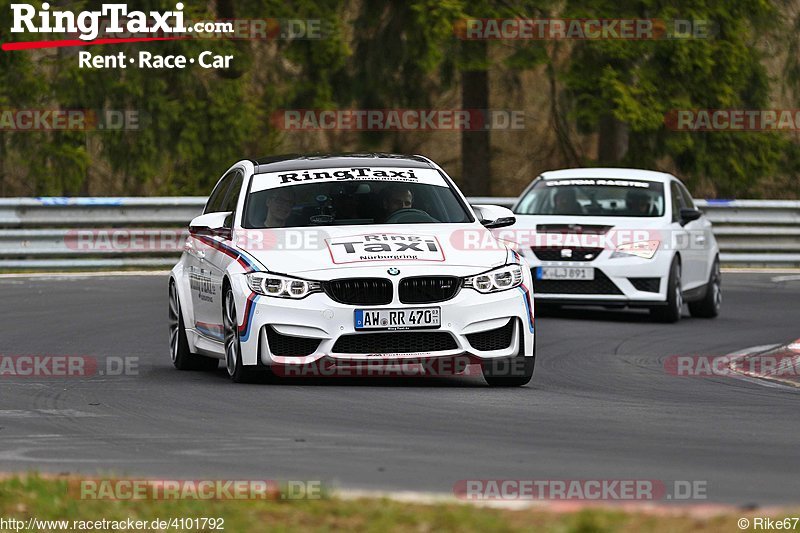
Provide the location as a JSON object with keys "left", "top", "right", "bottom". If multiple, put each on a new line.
{"left": 481, "top": 325, "right": 534, "bottom": 387}
{"left": 689, "top": 257, "right": 721, "bottom": 318}
{"left": 222, "top": 287, "right": 260, "bottom": 383}
{"left": 169, "top": 281, "right": 219, "bottom": 371}
{"left": 650, "top": 257, "right": 683, "bottom": 323}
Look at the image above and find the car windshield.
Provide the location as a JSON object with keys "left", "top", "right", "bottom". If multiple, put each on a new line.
{"left": 515, "top": 178, "right": 666, "bottom": 217}
{"left": 243, "top": 166, "right": 472, "bottom": 228}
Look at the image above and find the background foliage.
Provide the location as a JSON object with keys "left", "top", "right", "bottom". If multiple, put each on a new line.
{"left": 1, "top": 0, "right": 799, "bottom": 198}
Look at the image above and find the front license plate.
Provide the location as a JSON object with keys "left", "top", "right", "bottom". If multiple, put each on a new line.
{"left": 537, "top": 267, "right": 595, "bottom": 281}
{"left": 355, "top": 307, "right": 441, "bottom": 330}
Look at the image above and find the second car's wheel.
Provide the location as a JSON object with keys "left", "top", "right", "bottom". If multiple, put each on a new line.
{"left": 481, "top": 326, "right": 534, "bottom": 387}
{"left": 689, "top": 257, "right": 721, "bottom": 318}
{"left": 223, "top": 288, "right": 259, "bottom": 383}
{"left": 169, "top": 282, "right": 218, "bottom": 371}
{"left": 650, "top": 257, "right": 683, "bottom": 323}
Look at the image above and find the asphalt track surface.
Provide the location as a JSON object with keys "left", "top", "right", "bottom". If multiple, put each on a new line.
{"left": 1, "top": 272, "right": 799, "bottom": 506}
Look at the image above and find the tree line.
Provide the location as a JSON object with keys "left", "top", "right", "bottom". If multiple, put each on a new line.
{"left": 1, "top": 0, "right": 799, "bottom": 198}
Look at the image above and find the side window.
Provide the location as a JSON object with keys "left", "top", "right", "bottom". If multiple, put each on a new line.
{"left": 204, "top": 171, "right": 236, "bottom": 214}
{"left": 221, "top": 171, "right": 244, "bottom": 228}
{"left": 677, "top": 182, "right": 696, "bottom": 209}
{"left": 670, "top": 182, "right": 684, "bottom": 222}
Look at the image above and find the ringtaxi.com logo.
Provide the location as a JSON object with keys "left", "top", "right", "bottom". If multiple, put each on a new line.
{"left": 10, "top": 3, "right": 212, "bottom": 42}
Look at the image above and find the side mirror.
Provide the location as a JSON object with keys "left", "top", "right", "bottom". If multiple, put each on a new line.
{"left": 189, "top": 211, "right": 233, "bottom": 239}
{"left": 473, "top": 204, "right": 516, "bottom": 229}
{"left": 679, "top": 208, "right": 702, "bottom": 225}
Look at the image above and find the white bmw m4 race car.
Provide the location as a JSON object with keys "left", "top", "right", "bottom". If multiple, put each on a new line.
{"left": 510, "top": 168, "right": 721, "bottom": 322}
{"left": 169, "top": 154, "right": 535, "bottom": 385}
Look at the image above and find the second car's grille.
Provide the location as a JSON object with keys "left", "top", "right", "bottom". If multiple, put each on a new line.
{"left": 531, "top": 247, "right": 604, "bottom": 262}
{"left": 533, "top": 270, "right": 622, "bottom": 295}
{"left": 629, "top": 277, "right": 661, "bottom": 293}
{"left": 266, "top": 327, "right": 321, "bottom": 357}
{"left": 466, "top": 319, "right": 515, "bottom": 351}
{"left": 332, "top": 332, "right": 458, "bottom": 354}
{"left": 399, "top": 276, "right": 460, "bottom": 304}
{"left": 322, "top": 278, "right": 392, "bottom": 305}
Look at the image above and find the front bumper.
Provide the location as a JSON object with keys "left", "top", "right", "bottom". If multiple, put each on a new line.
{"left": 230, "top": 274, "right": 535, "bottom": 367}
{"left": 522, "top": 248, "right": 673, "bottom": 306}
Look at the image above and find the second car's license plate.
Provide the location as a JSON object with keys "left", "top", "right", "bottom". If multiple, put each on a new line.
{"left": 355, "top": 307, "right": 441, "bottom": 330}
{"left": 537, "top": 267, "right": 595, "bottom": 280}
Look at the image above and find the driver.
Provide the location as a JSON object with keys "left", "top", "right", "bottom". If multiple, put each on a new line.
{"left": 264, "top": 187, "right": 295, "bottom": 227}
{"left": 626, "top": 190, "right": 652, "bottom": 216}
{"left": 553, "top": 188, "right": 583, "bottom": 215}
{"left": 382, "top": 185, "right": 413, "bottom": 221}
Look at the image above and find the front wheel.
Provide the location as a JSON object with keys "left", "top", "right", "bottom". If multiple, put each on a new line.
{"left": 689, "top": 258, "right": 721, "bottom": 318}
{"left": 169, "top": 282, "right": 218, "bottom": 371}
{"left": 481, "top": 326, "right": 534, "bottom": 387}
{"left": 650, "top": 257, "right": 683, "bottom": 323}
{"left": 222, "top": 288, "right": 260, "bottom": 383}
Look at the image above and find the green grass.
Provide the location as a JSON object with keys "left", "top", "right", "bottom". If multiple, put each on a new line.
{"left": 0, "top": 475, "right": 793, "bottom": 532}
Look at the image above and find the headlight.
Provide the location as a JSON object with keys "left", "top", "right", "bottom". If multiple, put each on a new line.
{"left": 610, "top": 240, "right": 660, "bottom": 259}
{"left": 463, "top": 264, "right": 524, "bottom": 293}
{"left": 246, "top": 273, "right": 321, "bottom": 299}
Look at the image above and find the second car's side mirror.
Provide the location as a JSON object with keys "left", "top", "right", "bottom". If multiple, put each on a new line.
{"left": 679, "top": 208, "right": 702, "bottom": 226}
{"left": 473, "top": 204, "right": 517, "bottom": 229}
{"left": 189, "top": 211, "right": 233, "bottom": 239}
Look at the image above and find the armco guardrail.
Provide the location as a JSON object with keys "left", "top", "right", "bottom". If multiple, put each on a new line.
{"left": 0, "top": 197, "right": 799, "bottom": 269}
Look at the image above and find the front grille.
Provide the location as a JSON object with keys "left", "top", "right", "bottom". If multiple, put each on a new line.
{"left": 323, "top": 278, "right": 392, "bottom": 305}
{"left": 332, "top": 331, "right": 458, "bottom": 354}
{"left": 533, "top": 269, "right": 622, "bottom": 295}
{"left": 266, "top": 326, "right": 321, "bottom": 357}
{"left": 399, "top": 276, "right": 460, "bottom": 304}
{"left": 466, "top": 319, "right": 514, "bottom": 351}
{"left": 531, "top": 247, "right": 603, "bottom": 262}
{"left": 536, "top": 224, "right": 612, "bottom": 234}
{"left": 629, "top": 277, "right": 660, "bottom": 293}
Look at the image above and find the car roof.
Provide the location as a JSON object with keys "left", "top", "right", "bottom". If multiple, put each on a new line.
{"left": 539, "top": 168, "right": 675, "bottom": 183}
{"left": 251, "top": 153, "right": 434, "bottom": 174}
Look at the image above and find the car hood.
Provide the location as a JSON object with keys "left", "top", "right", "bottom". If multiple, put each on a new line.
{"left": 510, "top": 214, "right": 668, "bottom": 231}
{"left": 234, "top": 223, "right": 511, "bottom": 278}
{"left": 499, "top": 215, "right": 669, "bottom": 251}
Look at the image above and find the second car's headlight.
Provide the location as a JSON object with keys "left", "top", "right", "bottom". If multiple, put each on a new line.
{"left": 246, "top": 273, "right": 321, "bottom": 299}
{"left": 463, "top": 264, "right": 524, "bottom": 293}
{"left": 610, "top": 240, "right": 660, "bottom": 259}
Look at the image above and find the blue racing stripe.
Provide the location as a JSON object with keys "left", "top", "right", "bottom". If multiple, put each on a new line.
{"left": 517, "top": 285, "right": 535, "bottom": 333}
